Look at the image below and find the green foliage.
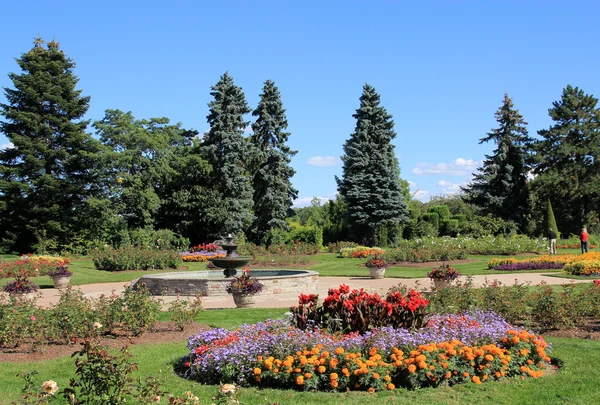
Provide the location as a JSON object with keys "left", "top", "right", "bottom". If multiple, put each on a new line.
{"left": 533, "top": 85, "right": 600, "bottom": 235}
{"left": 94, "top": 283, "right": 161, "bottom": 336}
{"left": 249, "top": 80, "right": 297, "bottom": 243}
{"left": 127, "top": 228, "right": 189, "bottom": 251}
{"left": 288, "top": 224, "right": 323, "bottom": 246}
{"left": 91, "top": 246, "right": 181, "bottom": 271}
{"left": 48, "top": 288, "right": 95, "bottom": 344}
{"left": 440, "top": 219, "right": 460, "bottom": 236}
{"left": 168, "top": 294, "right": 203, "bottom": 331}
{"left": 462, "top": 93, "right": 532, "bottom": 231}
{"left": 0, "top": 37, "right": 102, "bottom": 253}
{"left": 336, "top": 84, "right": 409, "bottom": 246}
{"left": 63, "top": 339, "right": 138, "bottom": 405}
{"left": 408, "top": 208, "right": 421, "bottom": 220}
{"left": 420, "top": 212, "right": 439, "bottom": 229}
{"left": 545, "top": 200, "right": 560, "bottom": 238}
{"left": 427, "top": 205, "right": 450, "bottom": 220}
{"left": 202, "top": 72, "right": 254, "bottom": 236}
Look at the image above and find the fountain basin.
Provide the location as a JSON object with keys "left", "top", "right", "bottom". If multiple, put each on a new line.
{"left": 138, "top": 269, "right": 318, "bottom": 297}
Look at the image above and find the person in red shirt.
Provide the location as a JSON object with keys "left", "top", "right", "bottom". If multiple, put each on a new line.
{"left": 580, "top": 227, "right": 589, "bottom": 254}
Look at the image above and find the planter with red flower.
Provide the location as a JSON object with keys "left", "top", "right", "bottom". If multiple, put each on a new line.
{"left": 3, "top": 277, "right": 39, "bottom": 300}
{"left": 226, "top": 271, "right": 264, "bottom": 308}
{"left": 427, "top": 264, "right": 461, "bottom": 288}
{"left": 365, "top": 255, "right": 388, "bottom": 279}
{"left": 48, "top": 266, "right": 72, "bottom": 289}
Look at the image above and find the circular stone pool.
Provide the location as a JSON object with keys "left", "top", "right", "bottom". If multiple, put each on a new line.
{"left": 137, "top": 270, "right": 318, "bottom": 297}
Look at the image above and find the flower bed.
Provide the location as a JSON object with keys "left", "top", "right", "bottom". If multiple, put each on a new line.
{"left": 563, "top": 260, "right": 600, "bottom": 276}
{"left": 92, "top": 247, "right": 181, "bottom": 271}
{"left": 0, "top": 256, "right": 70, "bottom": 279}
{"left": 339, "top": 247, "right": 385, "bottom": 258}
{"left": 184, "top": 310, "right": 551, "bottom": 391}
{"left": 180, "top": 251, "right": 226, "bottom": 262}
{"left": 488, "top": 252, "right": 600, "bottom": 271}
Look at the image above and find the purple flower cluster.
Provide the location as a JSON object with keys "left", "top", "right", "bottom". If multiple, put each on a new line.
{"left": 185, "top": 310, "right": 527, "bottom": 385}
{"left": 494, "top": 261, "right": 564, "bottom": 271}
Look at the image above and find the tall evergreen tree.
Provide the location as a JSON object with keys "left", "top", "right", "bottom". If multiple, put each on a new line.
{"left": 336, "top": 84, "right": 409, "bottom": 246}
{"left": 532, "top": 85, "right": 600, "bottom": 234}
{"left": 249, "top": 80, "right": 298, "bottom": 244}
{"left": 201, "top": 72, "right": 254, "bottom": 237}
{"left": 0, "top": 38, "right": 101, "bottom": 252}
{"left": 462, "top": 93, "right": 532, "bottom": 231}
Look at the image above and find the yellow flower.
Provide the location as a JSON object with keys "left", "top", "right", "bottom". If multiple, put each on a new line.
{"left": 221, "top": 384, "right": 236, "bottom": 394}
{"left": 41, "top": 380, "right": 58, "bottom": 395}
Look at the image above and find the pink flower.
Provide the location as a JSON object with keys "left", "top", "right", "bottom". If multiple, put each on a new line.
{"left": 30, "top": 315, "right": 36, "bottom": 321}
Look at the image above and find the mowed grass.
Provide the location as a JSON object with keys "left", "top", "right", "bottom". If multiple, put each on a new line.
{"left": 2, "top": 249, "right": 588, "bottom": 287}
{"left": 1, "top": 308, "right": 600, "bottom": 404}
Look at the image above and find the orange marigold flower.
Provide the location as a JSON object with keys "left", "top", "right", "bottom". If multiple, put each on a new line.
{"left": 415, "top": 354, "right": 427, "bottom": 362}
{"left": 418, "top": 361, "right": 427, "bottom": 369}
{"left": 296, "top": 376, "right": 305, "bottom": 385}
{"left": 485, "top": 354, "right": 494, "bottom": 362}
{"left": 253, "top": 368, "right": 262, "bottom": 375}
{"left": 372, "top": 373, "right": 380, "bottom": 379}
{"left": 408, "top": 364, "right": 417, "bottom": 373}
{"left": 330, "top": 373, "right": 338, "bottom": 380}
{"left": 335, "top": 347, "right": 344, "bottom": 355}
{"left": 304, "top": 373, "right": 312, "bottom": 379}
{"left": 472, "top": 376, "right": 482, "bottom": 384}
{"left": 318, "top": 365, "right": 326, "bottom": 373}
{"left": 368, "top": 388, "right": 375, "bottom": 393}
{"left": 331, "top": 380, "right": 339, "bottom": 388}
{"left": 463, "top": 372, "right": 470, "bottom": 378}
{"left": 387, "top": 383, "right": 395, "bottom": 390}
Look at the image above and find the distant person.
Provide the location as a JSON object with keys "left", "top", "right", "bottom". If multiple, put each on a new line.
{"left": 580, "top": 227, "right": 589, "bottom": 254}
{"left": 547, "top": 228, "right": 557, "bottom": 254}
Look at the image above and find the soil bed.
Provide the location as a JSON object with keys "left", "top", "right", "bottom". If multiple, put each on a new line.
{"left": 0, "top": 321, "right": 209, "bottom": 363}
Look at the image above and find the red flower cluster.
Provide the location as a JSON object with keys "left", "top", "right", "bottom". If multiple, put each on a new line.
{"left": 291, "top": 284, "right": 429, "bottom": 334}
{"left": 593, "top": 280, "right": 600, "bottom": 285}
{"left": 190, "top": 243, "right": 220, "bottom": 253}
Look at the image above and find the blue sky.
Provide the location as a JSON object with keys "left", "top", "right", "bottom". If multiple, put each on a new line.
{"left": 1, "top": 1, "right": 599, "bottom": 206}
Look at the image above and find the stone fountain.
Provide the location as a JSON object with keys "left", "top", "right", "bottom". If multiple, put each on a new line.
{"left": 137, "top": 234, "right": 318, "bottom": 297}
{"left": 208, "top": 234, "right": 251, "bottom": 278}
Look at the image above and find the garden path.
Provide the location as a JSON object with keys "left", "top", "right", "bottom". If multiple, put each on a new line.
{"left": 18, "top": 272, "right": 589, "bottom": 309}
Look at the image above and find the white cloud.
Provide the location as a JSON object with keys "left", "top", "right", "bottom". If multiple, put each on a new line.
{"left": 305, "top": 156, "right": 341, "bottom": 167}
{"left": 293, "top": 196, "right": 333, "bottom": 208}
{"left": 1, "top": 142, "right": 14, "bottom": 150}
{"left": 436, "top": 180, "right": 464, "bottom": 194}
{"left": 412, "top": 158, "right": 480, "bottom": 176}
{"left": 412, "top": 190, "right": 431, "bottom": 202}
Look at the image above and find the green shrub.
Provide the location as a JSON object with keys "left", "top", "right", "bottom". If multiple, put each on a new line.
{"left": 421, "top": 212, "right": 439, "bottom": 229}
{"left": 288, "top": 224, "right": 323, "bottom": 246}
{"left": 128, "top": 228, "right": 189, "bottom": 251}
{"left": 92, "top": 246, "right": 181, "bottom": 271}
{"left": 327, "top": 241, "right": 358, "bottom": 253}
{"left": 48, "top": 288, "right": 95, "bottom": 343}
{"left": 440, "top": 219, "right": 460, "bottom": 236}
{"left": 428, "top": 205, "right": 450, "bottom": 220}
{"left": 452, "top": 214, "right": 467, "bottom": 223}
{"left": 168, "top": 294, "right": 203, "bottom": 331}
{"left": 409, "top": 208, "right": 421, "bottom": 220}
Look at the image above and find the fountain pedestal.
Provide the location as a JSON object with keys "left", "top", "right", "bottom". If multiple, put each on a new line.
{"left": 208, "top": 234, "right": 251, "bottom": 278}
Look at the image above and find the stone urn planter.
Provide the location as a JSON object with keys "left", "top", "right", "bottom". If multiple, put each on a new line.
{"left": 51, "top": 276, "right": 71, "bottom": 290}
{"left": 232, "top": 293, "right": 257, "bottom": 308}
{"left": 369, "top": 267, "right": 387, "bottom": 279}
{"left": 432, "top": 278, "right": 451, "bottom": 289}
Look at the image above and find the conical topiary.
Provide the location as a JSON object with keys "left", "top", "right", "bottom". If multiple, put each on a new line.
{"left": 545, "top": 200, "right": 560, "bottom": 238}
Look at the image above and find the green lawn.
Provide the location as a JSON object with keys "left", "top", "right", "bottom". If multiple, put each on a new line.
{"left": 1, "top": 251, "right": 583, "bottom": 288}
{"left": 1, "top": 308, "right": 600, "bottom": 404}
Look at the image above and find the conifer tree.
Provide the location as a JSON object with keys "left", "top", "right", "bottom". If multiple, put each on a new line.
{"left": 462, "top": 93, "right": 532, "bottom": 231}
{"left": 532, "top": 85, "right": 600, "bottom": 234}
{"left": 249, "top": 80, "right": 297, "bottom": 244}
{"left": 202, "top": 72, "right": 254, "bottom": 237}
{"left": 336, "top": 84, "right": 409, "bottom": 246}
{"left": 0, "top": 38, "right": 101, "bottom": 252}
{"left": 545, "top": 200, "right": 560, "bottom": 238}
